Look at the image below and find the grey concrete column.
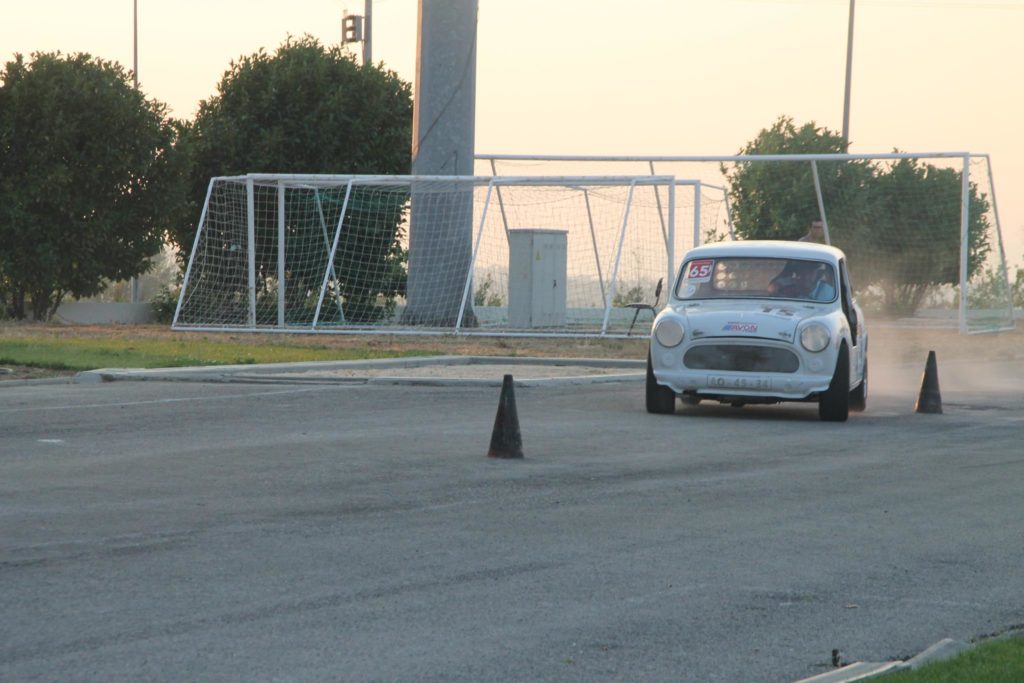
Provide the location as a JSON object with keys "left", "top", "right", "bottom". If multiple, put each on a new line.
{"left": 411, "top": 0, "right": 477, "bottom": 176}
{"left": 402, "top": 0, "right": 479, "bottom": 326}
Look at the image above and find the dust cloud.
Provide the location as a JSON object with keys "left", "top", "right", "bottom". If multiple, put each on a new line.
{"left": 868, "top": 324, "right": 1023, "bottom": 398}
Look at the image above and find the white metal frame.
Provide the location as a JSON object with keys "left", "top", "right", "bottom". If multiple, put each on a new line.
{"left": 174, "top": 158, "right": 1012, "bottom": 336}
{"left": 477, "top": 152, "right": 1013, "bottom": 334}
{"left": 174, "top": 174, "right": 684, "bottom": 338}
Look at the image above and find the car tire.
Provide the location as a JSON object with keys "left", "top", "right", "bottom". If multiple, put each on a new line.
{"left": 646, "top": 351, "right": 676, "bottom": 414}
{"left": 849, "top": 356, "right": 867, "bottom": 412}
{"left": 818, "top": 343, "right": 850, "bottom": 422}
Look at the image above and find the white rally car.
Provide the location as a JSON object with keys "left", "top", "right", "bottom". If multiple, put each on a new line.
{"left": 646, "top": 241, "right": 867, "bottom": 421}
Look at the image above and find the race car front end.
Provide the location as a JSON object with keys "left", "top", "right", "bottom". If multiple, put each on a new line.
{"left": 649, "top": 304, "right": 842, "bottom": 404}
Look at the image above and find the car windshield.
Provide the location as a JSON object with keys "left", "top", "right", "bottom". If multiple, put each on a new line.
{"left": 675, "top": 257, "right": 838, "bottom": 303}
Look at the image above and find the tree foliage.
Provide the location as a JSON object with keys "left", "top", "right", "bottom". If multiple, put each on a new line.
{"left": 0, "top": 52, "right": 182, "bottom": 320}
{"left": 724, "top": 116, "right": 991, "bottom": 315}
{"left": 173, "top": 36, "right": 413, "bottom": 322}
{"left": 856, "top": 158, "right": 991, "bottom": 313}
{"left": 723, "top": 117, "right": 872, "bottom": 242}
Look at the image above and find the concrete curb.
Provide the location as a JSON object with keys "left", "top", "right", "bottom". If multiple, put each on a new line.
{"left": 895, "top": 637, "right": 971, "bottom": 671}
{"left": 72, "top": 356, "right": 645, "bottom": 387}
{"left": 792, "top": 637, "right": 973, "bottom": 682}
{"left": 793, "top": 661, "right": 902, "bottom": 683}
{"left": 0, "top": 376, "right": 77, "bottom": 387}
{"left": 361, "top": 372, "right": 644, "bottom": 388}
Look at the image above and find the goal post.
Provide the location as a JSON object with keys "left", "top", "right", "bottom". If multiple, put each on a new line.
{"left": 173, "top": 174, "right": 715, "bottom": 337}
{"left": 173, "top": 155, "right": 1012, "bottom": 338}
{"left": 480, "top": 152, "right": 1014, "bottom": 334}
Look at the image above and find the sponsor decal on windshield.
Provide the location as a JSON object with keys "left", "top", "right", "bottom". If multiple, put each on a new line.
{"left": 723, "top": 322, "right": 758, "bottom": 333}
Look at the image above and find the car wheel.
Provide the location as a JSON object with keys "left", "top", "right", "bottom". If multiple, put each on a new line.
{"left": 818, "top": 343, "right": 850, "bottom": 422}
{"left": 849, "top": 356, "right": 867, "bottom": 412}
{"left": 646, "top": 351, "right": 676, "bottom": 414}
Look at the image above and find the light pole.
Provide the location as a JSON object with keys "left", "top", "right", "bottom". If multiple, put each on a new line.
{"left": 842, "top": 0, "right": 855, "bottom": 145}
{"left": 133, "top": 0, "right": 138, "bottom": 90}
{"left": 363, "top": 0, "right": 372, "bottom": 65}
{"left": 342, "top": 1, "right": 372, "bottom": 65}
{"left": 130, "top": 0, "right": 141, "bottom": 304}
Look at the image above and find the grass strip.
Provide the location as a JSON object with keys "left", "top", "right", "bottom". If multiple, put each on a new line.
{"left": 0, "top": 336, "right": 439, "bottom": 371}
{"left": 881, "top": 636, "right": 1023, "bottom": 682}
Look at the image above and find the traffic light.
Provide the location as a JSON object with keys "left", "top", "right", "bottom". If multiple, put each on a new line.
{"left": 342, "top": 14, "right": 363, "bottom": 44}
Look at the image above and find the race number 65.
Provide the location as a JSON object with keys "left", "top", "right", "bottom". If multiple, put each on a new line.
{"left": 687, "top": 259, "right": 713, "bottom": 281}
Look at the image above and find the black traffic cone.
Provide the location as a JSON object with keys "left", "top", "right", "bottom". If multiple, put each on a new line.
{"left": 488, "top": 374, "right": 524, "bottom": 459}
{"left": 915, "top": 350, "right": 943, "bottom": 414}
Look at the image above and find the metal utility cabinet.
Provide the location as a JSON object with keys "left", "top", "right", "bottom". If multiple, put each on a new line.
{"left": 507, "top": 229, "right": 568, "bottom": 328}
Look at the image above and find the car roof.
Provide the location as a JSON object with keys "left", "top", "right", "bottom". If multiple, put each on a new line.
{"left": 683, "top": 240, "right": 845, "bottom": 264}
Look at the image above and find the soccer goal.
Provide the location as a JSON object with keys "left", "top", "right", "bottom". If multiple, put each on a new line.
{"left": 172, "top": 174, "right": 730, "bottom": 337}
{"left": 479, "top": 152, "right": 1014, "bottom": 334}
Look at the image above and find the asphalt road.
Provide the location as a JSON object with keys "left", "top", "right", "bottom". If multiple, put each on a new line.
{"left": 2, "top": 361, "right": 1022, "bottom": 682}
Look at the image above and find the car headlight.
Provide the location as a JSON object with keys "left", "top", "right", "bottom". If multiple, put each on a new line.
{"left": 654, "top": 318, "right": 685, "bottom": 347}
{"left": 800, "top": 323, "right": 831, "bottom": 352}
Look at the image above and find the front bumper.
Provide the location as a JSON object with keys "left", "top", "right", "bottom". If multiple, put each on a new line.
{"left": 651, "top": 338, "right": 835, "bottom": 401}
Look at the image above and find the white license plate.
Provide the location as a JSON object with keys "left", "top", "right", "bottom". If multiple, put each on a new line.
{"left": 706, "top": 375, "right": 772, "bottom": 390}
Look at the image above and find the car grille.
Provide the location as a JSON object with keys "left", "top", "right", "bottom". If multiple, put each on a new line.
{"left": 684, "top": 344, "right": 799, "bottom": 373}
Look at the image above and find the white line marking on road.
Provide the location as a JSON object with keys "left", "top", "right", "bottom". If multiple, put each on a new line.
{"left": 0, "top": 386, "right": 339, "bottom": 414}
{"left": 37, "top": 439, "right": 65, "bottom": 444}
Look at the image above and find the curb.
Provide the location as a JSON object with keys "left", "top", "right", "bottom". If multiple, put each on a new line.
{"left": 793, "top": 638, "right": 972, "bottom": 683}
{"left": 0, "top": 376, "right": 77, "bottom": 387}
{"left": 793, "top": 661, "right": 902, "bottom": 683}
{"left": 361, "top": 372, "right": 644, "bottom": 388}
{"left": 71, "top": 356, "right": 646, "bottom": 387}
{"left": 896, "top": 637, "right": 971, "bottom": 671}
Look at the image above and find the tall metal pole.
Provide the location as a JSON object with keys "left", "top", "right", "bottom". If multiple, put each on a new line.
{"left": 130, "top": 0, "right": 141, "bottom": 304}
{"left": 132, "top": 0, "right": 138, "bottom": 90}
{"left": 363, "top": 0, "right": 372, "bottom": 65}
{"left": 402, "top": 0, "right": 479, "bottom": 326}
{"left": 842, "top": 0, "right": 855, "bottom": 145}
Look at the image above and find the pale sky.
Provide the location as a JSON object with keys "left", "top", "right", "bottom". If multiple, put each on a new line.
{"left": 3, "top": 0, "right": 1023, "bottom": 263}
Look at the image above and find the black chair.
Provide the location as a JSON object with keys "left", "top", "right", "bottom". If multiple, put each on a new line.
{"left": 624, "top": 278, "right": 664, "bottom": 336}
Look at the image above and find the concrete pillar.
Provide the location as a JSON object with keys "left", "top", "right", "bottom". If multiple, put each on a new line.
{"left": 403, "top": 0, "right": 479, "bottom": 326}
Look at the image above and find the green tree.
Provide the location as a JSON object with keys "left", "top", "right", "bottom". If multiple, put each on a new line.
{"left": 722, "top": 116, "right": 873, "bottom": 242}
{"left": 724, "top": 117, "right": 991, "bottom": 316}
{"left": 0, "top": 52, "right": 182, "bottom": 320}
{"left": 174, "top": 36, "right": 413, "bottom": 323}
{"left": 856, "top": 157, "right": 991, "bottom": 314}
{"left": 967, "top": 258, "right": 1022, "bottom": 311}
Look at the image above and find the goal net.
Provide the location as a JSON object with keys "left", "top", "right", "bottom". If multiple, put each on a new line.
{"left": 480, "top": 153, "right": 1014, "bottom": 334}
{"left": 173, "top": 174, "right": 730, "bottom": 336}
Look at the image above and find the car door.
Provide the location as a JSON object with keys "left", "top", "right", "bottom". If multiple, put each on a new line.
{"left": 838, "top": 259, "right": 865, "bottom": 383}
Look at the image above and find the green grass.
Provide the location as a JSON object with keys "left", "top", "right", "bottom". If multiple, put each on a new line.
{"left": 0, "top": 336, "right": 438, "bottom": 371}
{"left": 880, "top": 636, "right": 1024, "bottom": 682}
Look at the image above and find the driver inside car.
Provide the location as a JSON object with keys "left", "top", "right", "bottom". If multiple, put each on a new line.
{"left": 808, "top": 266, "right": 836, "bottom": 301}
{"left": 768, "top": 261, "right": 836, "bottom": 301}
